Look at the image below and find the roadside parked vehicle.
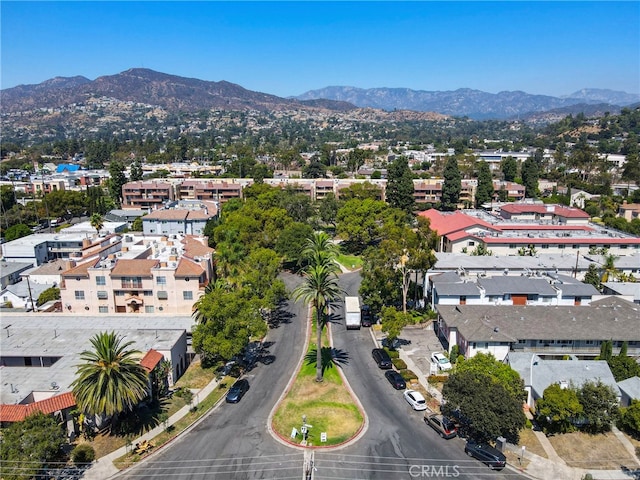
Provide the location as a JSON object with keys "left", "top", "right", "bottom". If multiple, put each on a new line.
{"left": 225, "top": 378, "right": 250, "bottom": 403}
{"left": 372, "top": 348, "right": 393, "bottom": 369}
{"left": 384, "top": 370, "right": 406, "bottom": 390}
{"left": 424, "top": 413, "right": 457, "bottom": 439}
{"left": 464, "top": 440, "right": 506, "bottom": 470}
{"left": 403, "top": 389, "right": 427, "bottom": 411}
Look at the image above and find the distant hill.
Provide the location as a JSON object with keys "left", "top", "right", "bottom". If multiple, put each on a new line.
{"left": 295, "top": 86, "right": 639, "bottom": 120}
{"left": 0, "top": 68, "right": 357, "bottom": 114}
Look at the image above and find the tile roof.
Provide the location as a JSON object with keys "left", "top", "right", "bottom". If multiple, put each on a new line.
{"left": 0, "top": 392, "right": 76, "bottom": 422}
{"left": 500, "top": 204, "right": 590, "bottom": 219}
{"left": 175, "top": 258, "right": 205, "bottom": 277}
{"left": 61, "top": 259, "right": 99, "bottom": 278}
{"left": 111, "top": 259, "right": 159, "bottom": 277}
{"left": 182, "top": 236, "right": 213, "bottom": 259}
{"left": 418, "top": 209, "right": 500, "bottom": 236}
{"left": 139, "top": 349, "right": 164, "bottom": 372}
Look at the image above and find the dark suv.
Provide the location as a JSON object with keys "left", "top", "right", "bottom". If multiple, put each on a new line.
{"left": 464, "top": 440, "right": 506, "bottom": 470}
{"left": 372, "top": 348, "right": 393, "bottom": 369}
{"left": 361, "top": 305, "right": 373, "bottom": 327}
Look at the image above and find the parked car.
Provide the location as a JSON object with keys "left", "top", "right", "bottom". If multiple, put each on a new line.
{"left": 361, "top": 305, "right": 373, "bottom": 327}
{"left": 464, "top": 440, "right": 506, "bottom": 470}
{"left": 403, "top": 389, "right": 427, "bottom": 411}
{"left": 424, "top": 414, "right": 457, "bottom": 439}
{"left": 225, "top": 378, "right": 250, "bottom": 403}
{"left": 372, "top": 348, "right": 393, "bottom": 369}
{"left": 384, "top": 370, "right": 406, "bottom": 390}
{"left": 430, "top": 352, "right": 452, "bottom": 371}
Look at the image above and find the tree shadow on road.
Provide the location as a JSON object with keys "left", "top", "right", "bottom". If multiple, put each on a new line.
{"left": 305, "top": 347, "right": 349, "bottom": 375}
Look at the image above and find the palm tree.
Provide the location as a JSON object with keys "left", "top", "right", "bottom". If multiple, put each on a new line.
{"left": 293, "top": 233, "right": 344, "bottom": 382}
{"left": 90, "top": 213, "right": 104, "bottom": 234}
{"left": 71, "top": 331, "right": 149, "bottom": 422}
{"left": 600, "top": 253, "right": 621, "bottom": 283}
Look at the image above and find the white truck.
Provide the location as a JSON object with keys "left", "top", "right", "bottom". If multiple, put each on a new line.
{"left": 345, "top": 296, "right": 361, "bottom": 330}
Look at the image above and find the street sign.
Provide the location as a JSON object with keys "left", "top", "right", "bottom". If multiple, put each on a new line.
{"left": 320, "top": 432, "right": 327, "bottom": 442}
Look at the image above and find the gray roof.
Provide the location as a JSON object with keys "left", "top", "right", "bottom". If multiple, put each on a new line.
{"left": 434, "top": 282, "right": 481, "bottom": 296}
{"left": 617, "top": 377, "right": 640, "bottom": 400}
{"left": 0, "top": 316, "right": 187, "bottom": 405}
{"left": 478, "top": 276, "right": 557, "bottom": 296}
{"left": 433, "top": 252, "right": 594, "bottom": 273}
{"left": 559, "top": 283, "right": 600, "bottom": 297}
{"left": 430, "top": 271, "right": 463, "bottom": 284}
{"left": 584, "top": 254, "right": 640, "bottom": 270}
{"left": 508, "top": 352, "right": 618, "bottom": 397}
{"left": 0, "top": 261, "right": 34, "bottom": 277}
{"left": 3, "top": 280, "right": 52, "bottom": 299}
{"left": 602, "top": 282, "right": 640, "bottom": 302}
{"left": 437, "top": 297, "right": 640, "bottom": 343}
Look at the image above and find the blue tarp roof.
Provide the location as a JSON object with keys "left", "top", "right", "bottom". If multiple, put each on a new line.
{"left": 55, "top": 164, "right": 81, "bottom": 173}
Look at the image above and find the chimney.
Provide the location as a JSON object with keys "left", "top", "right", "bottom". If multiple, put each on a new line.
{"left": 108, "top": 254, "right": 115, "bottom": 260}
{"left": 169, "top": 255, "right": 177, "bottom": 262}
{"left": 82, "top": 239, "right": 92, "bottom": 249}
{"left": 122, "top": 247, "right": 128, "bottom": 252}
{"left": 160, "top": 262, "right": 167, "bottom": 267}
{"left": 64, "top": 260, "right": 76, "bottom": 271}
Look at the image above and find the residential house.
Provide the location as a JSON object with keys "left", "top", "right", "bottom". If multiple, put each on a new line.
{"left": 507, "top": 353, "right": 619, "bottom": 408}
{"left": 617, "top": 377, "right": 640, "bottom": 407}
{"left": 435, "top": 297, "right": 640, "bottom": 361}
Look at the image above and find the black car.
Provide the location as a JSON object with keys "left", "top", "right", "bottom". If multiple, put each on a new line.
{"left": 384, "top": 370, "right": 406, "bottom": 390}
{"left": 361, "top": 305, "right": 373, "bottom": 327}
{"left": 464, "top": 440, "right": 506, "bottom": 470}
{"left": 372, "top": 348, "right": 393, "bottom": 369}
{"left": 225, "top": 378, "right": 250, "bottom": 403}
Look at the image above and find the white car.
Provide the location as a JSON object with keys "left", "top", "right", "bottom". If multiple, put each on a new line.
{"left": 431, "top": 352, "right": 452, "bottom": 371}
{"left": 403, "top": 390, "right": 427, "bottom": 411}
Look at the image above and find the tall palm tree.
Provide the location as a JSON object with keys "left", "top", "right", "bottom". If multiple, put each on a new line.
{"left": 71, "top": 331, "right": 149, "bottom": 421}
{"left": 90, "top": 213, "right": 104, "bottom": 234}
{"left": 293, "top": 232, "right": 344, "bottom": 382}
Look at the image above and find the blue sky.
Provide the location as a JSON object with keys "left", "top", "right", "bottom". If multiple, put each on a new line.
{"left": 2, "top": 2, "right": 639, "bottom": 97}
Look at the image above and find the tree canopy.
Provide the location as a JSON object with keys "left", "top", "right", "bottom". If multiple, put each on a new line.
{"left": 441, "top": 157, "right": 461, "bottom": 211}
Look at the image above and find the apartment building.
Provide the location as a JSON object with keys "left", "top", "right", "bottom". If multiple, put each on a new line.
{"left": 419, "top": 206, "right": 640, "bottom": 256}
{"left": 121, "top": 180, "right": 176, "bottom": 210}
{"left": 59, "top": 234, "right": 213, "bottom": 315}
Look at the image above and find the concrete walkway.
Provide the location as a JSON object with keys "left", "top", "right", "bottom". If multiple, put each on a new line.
{"left": 82, "top": 377, "right": 222, "bottom": 480}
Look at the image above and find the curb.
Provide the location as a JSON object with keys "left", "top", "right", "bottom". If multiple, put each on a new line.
{"left": 267, "top": 306, "right": 369, "bottom": 450}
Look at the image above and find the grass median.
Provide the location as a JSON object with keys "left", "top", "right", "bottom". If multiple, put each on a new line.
{"left": 271, "top": 320, "right": 364, "bottom": 447}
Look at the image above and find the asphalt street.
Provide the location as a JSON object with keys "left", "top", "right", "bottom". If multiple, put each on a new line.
{"left": 119, "top": 271, "right": 527, "bottom": 480}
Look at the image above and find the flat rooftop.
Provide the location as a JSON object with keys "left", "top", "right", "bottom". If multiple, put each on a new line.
{"left": 0, "top": 314, "right": 192, "bottom": 405}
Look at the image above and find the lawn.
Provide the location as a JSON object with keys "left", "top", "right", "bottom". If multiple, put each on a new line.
{"left": 271, "top": 321, "right": 364, "bottom": 447}
{"left": 518, "top": 427, "right": 547, "bottom": 459}
{"left": 335, "top": 253, "right": 363, "bottom": 271}
{"left": 548, "top": 431, "right": 638, "bottom": 469}
{"left": 174, "top": 358, "right": 218, "bottom": 390}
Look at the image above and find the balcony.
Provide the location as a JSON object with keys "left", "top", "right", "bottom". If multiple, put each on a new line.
{"left": 121, "top": 281, "right": 143, "bottom": 289}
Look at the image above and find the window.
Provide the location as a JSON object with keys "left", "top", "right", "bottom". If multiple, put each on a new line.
{"left": 156, "top": 276, "right": 167, "bottom": 286}
{"left": 183, "top": 291, "right": 193, "bottom": 300}
{"left": 97, "top": 291, "right": 108, "bottom": 300}
{"left": 509, "top": 244, "right": 517, "bottom": 249}
{"left": 99, "top": 306, "right": 109, "bottom": 313}
{"left": 468, "top": 241, "right": 475, "bottom": 247}
{"left": 157, "top": 291, "right": 168, "bottom": 300}
{"left": 572, "top": 244, "right": 579, "bottom": 249}
{"left": 74, "top": 290, "right": 85, "bottom": 300}
{"left": 115, "top": 291, "right": 125, "bottom": 297}
{"left": 143, "top": 290, "right": 153, "bottom": 296}
{"left": 96, "top": 276, "right": 106, "bottom": 286}
{"left": 503, "top": 294, "right": 511, "bottom": 300}
{"left": 585, "top": 340, "right": 595, "bottom": 345}
{"left": 558, "top": 244, "right": 565, "bottom": 249}
{"left": 518, "top": 339, "right": 527, "bottom": 344}
{"left": 121, "top": 277, "right": 143, "bottom": 289}
{"left": 541, "top": 244, "right": 549, "bottom": 249}
{"left": 145, "top": 305, "right": 155, "bottom": 313}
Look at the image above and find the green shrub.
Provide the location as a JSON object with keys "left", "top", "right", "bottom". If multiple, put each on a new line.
{"left": 392, "top": 358, "right": 407, "bottom": 370}
{"left": 384, "top": 348, "right": 399, "bottom": 359}
{"left": 525, "top": 418, "right": 533, "bottom": 429}
{"left": 71, "top": 444, "right": 96, "bottom": 465}
{"left": 449, "top": 345, "right": 460, "bottom": 364}
{"left": 400, "top": 369, "right": 418, "bottom": 382}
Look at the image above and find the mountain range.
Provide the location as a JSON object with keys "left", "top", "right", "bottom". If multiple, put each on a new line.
{"left": 1, "top": 68, "right": 638, "bottom": 120}
{"left": 295, "top": 86, "right": 640, "bottom": 120}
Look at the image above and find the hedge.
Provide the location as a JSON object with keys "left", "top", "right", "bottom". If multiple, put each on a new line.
{"left": 392, "top": 358, "right": 407, "bottom": 370}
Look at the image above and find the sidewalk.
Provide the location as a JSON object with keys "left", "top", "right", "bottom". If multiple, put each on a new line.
{"left": 82, "top": 376, "right": 222, "bottom": 480}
